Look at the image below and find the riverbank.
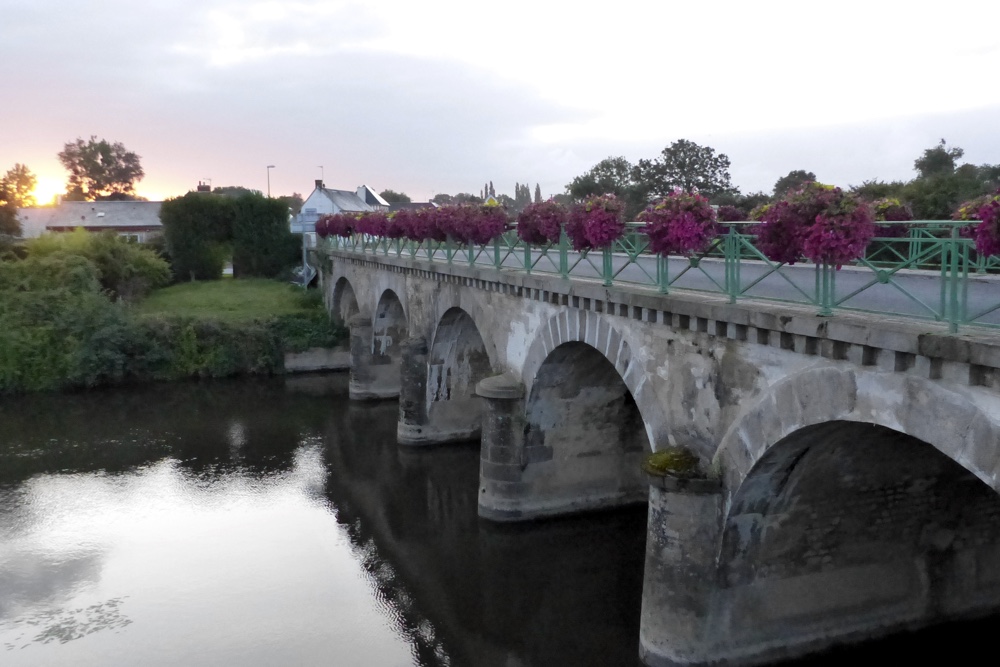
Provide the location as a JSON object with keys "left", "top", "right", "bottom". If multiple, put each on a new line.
{"left": 0, "top": 262, "right": 345, "bottom": 394}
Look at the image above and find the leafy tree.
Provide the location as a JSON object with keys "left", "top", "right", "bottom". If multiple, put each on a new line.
{"left": 773, "top": 170, "right": 816, "bottom": 198}
{"left": 58, "top": 136, "right": 144, "bottom": 200}
{"left": 1, "top": 164, "right": 37, "bottom": 208}
{"left": 452, "top": 193, "right": 483, "bottom": 205}
{"left": 914, "top": 139, "right": 963, "bottom": 179}
{"left": 634, "top": 139, "right": 735, "bottom": 200}
{"left": 277, "top": 192, "right": 304, "bottom": 217}
{"left": 489, "top": 181, "right": 495, "bottom": 198}
{"left": 160, "top": 192, "right": 234, "bottom": 281}
{"left": 431, "top": 193, "right": 454, "bottom": 205}
{"left": 567, "top": 156, "right": 647, "bottom": 219}
{"left": 379, "top": 189, "right": 411, "bottom": 204}
{"left": 231, "top": 194, "right": 300, "bottom": 278}
{"left": 212, "top": 185, "right": 259, "bottom": 198}
{"left": 534, "top": 183, "right": 542, "bottom": 204}
{"left": 850, "top": 179, "right": 907, "bottom": 201}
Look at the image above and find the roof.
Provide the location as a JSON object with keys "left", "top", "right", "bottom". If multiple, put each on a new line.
{"left": 17, "top": 201, "right": 163, "bottom": 237}
{"left": 357, "top": 185, "right": 390, "bottom": 208}
{"left": 388, "top": 201, "right": 438, "bottom": 212}
{"left": 320, "top": 188, "right": 372, "bottom": 213}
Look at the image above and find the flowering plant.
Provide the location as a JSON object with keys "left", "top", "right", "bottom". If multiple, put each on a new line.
{"left": 315, "top": 212, "right": 356, "bottom": 238}
{"left": 566, "top": 194, "right": 625, "bottom": 251}
{"left": 754, "top": 182, "right": 876, "bottom": 267}
{"left": 870, "top": 198, "right": 912, "bottom": 238}
{"left": 955, "top": 189, "right": 1000, "bottom": 256}
{"left": 637, "top": 190, "right": 719, "bottom": 256}
{"left": 355, "top": 211, "right": 390, "bottom": 237}
{"left": 716, "top": 205, "right": 745, "bottom": 222}
{"left": 517, "top": 201, "right": 567, "bottom": 245}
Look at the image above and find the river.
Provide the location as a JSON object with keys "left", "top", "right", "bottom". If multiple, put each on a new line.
{"left": 0, "top": 375, "right": 990, "bottom": 666}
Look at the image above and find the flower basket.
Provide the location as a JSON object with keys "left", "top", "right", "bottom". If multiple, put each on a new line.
{"left": 517, "top": 201, "right": 567, "bottom": 245}
{"left": 637, "top": 191, "right": 719, "bottom": 256}
{"left": 955, "top": 190, "right": 1000, "bottom": 256}
{"left": 567, "top": 194, "right": 625, "bottom": 251}
{"left": 754, "top": 182, "right": 875, "bottom": 267}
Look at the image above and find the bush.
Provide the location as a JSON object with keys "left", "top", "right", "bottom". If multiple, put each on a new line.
{"left": 231, "top": 194, "right": 301, "bottom": 278}
{"left": 160, "top": 192, "right": 234, "bottom": 281}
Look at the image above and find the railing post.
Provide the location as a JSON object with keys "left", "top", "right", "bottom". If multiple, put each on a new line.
{"left": 817, "top": 261, "right": 834, "bottom": 317}
{"left": 945, "top": 226, "right": 963, "bottom": 333}
{"left": 602, "top": 247, "right": 613, "bottom": 287}
{"left": 524, "top": 239, "right": 532, "bottom": 275}
{"left": 723, "top": 227, "right": 738, "bottom": 304}
{"left": 656, "top": 254, "right": 669, "bottom": 294}
{"left": 559, "top": 227, "right": 569, "bottom": 279}
{"left": 469, "top": 240, "right": 475, "bottom": 267}
{"left": 493, "top": 236, "right": 501, "bottom": 269}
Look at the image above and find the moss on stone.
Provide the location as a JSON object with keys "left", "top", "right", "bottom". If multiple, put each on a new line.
{"left": 642, "top": 447, "right": 703, "bottom": 479}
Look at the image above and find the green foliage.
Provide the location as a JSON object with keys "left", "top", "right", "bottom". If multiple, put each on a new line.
{"left": 773, "top": 170, "right": 816, "bottom": 198}
{"left": 25, "top": 229, "right": 170, "bottom": 300}
{"left": 0, "top": 255, "right": 343, "bottom": 394}
{"left": 58, "top": 136, "right": 144, "bottom": 200}
{"left": 1, "top": 163, "right": 37, "bottom": 208}
{"left": 634, "top": 139, "right": 735, "bottom": 200}
{"left": 231, "top": 193, "right": 300, "bottom": 278}
{"left": 379, "top": 189, "right": 411, "bottom": 203}
{"left": 566, "top": 156, "right": 648, "bottom": 220}
{"left": 914, "top": 139, "right": 963, "bottom": 179}
{"left": 850, "top": 179, "right": 907, "bottom": 201}
{"left": 160, "top": 192, "right": 234, "bottom": 281}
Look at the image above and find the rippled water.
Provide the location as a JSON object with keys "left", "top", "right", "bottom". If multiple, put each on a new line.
{"left": 0, "top": 375, "right": 647, "bottom": 666}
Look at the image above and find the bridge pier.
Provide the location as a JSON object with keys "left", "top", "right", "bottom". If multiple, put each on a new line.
{"left": 639, "top": 472, "right": 723, "bottom": 667}
{"left": 397, "top": 336, "right": 430, "bottom": 444}
{"left": 476, "top": 374, "right": 528, "bottom": 521}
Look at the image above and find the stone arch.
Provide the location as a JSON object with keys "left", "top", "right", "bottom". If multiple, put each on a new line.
{"left": 518, "top": 341, "right": 651, "bottom": 517}
{"left": 330, "top": 277, "right": 360, "bottom": 325}
{"left": 707, "top": 416, "right": 1000, "bottom": 660}
{"left": 714, "top": 366, "right": 1000, "bottom": 499}
{"left": 521, "top": 310, "right": 665, "bottom": 450}
{"left": 373, "top": 289, "right": 407, "bottom": 362}
{"left": 422, "top": 307, "right": 493, "bottom": 443}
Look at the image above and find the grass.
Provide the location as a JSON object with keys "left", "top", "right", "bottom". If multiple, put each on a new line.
{"left": 134, "top": 278, "right": 318, "bottom": 322}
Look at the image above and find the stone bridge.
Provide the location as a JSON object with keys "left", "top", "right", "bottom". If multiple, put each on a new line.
{"left": 322, "top": 247, "right": 1000, "bottom": 666}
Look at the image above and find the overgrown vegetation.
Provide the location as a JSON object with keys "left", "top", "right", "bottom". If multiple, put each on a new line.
{"left": 0, "top": 238, "right": 342, "bottom": 395}
{"left": 160, "top": 191, "right": 300, "bottom": 281}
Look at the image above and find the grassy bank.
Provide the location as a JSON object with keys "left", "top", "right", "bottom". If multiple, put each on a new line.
{"left": 136, "top": 278, "right": 319, "bottom": 321}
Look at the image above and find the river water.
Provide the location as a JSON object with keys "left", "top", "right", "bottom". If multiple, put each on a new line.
{"left": 0, "top": 375, "right": 989, "bottom": 666}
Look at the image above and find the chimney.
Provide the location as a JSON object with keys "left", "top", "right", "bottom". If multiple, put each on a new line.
{"left": 315, "top": 179, "right": 324, "bottom": 190}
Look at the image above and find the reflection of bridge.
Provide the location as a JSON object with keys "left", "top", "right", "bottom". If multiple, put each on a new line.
{"left": 321, "top": 233, "right": 1000, "bottom": 666}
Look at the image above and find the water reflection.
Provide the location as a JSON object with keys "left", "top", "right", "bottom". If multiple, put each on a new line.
{"left": 0, "top": 375, "right": 650, "bottom": 666}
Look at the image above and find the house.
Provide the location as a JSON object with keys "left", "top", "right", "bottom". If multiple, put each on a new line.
{"left": 291, "top": 180, "right": 387, "bottom": 244}
{"left": 16, "top": 200, "right": 163, "bottom": 242}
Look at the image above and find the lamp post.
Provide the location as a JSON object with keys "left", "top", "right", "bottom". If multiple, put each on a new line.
{"left": 266, "top": 165, "right": 275, "bottom": 197}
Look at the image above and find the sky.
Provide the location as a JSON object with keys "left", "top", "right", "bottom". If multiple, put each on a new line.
{"left": 2, "top": 0, "right": 1000, "bottom": 205}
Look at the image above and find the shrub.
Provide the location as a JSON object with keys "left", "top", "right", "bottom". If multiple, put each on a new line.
{"left": 231, "top": 194, "right": 301, "bottom": 279}
{"left": 160, "top": 192, "right": 234, "bottom": 281}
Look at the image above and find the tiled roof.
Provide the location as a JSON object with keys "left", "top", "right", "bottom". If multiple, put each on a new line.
{"left": 320, "top": 189, "right": 372, "bottom": 213}
{"left": 18, "top": 201, "right": 162, "bottom": 236}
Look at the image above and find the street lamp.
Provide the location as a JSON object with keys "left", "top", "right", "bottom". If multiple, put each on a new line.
{"left": 266, "top": 165, "right": 275, "bottom": 197}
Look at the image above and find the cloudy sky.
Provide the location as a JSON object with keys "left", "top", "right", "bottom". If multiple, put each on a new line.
{"left": 2, "top": 0, "right": 999, "bottom": 204}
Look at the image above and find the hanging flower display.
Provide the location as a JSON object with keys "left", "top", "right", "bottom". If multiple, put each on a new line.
{"left": 566, "top": 194, "right": 625, "bottom": 251}
{"left": 637, "top": 190, "right": 719, "bottom": 256}
{"left": 354, "top": 211, "right": 389, "bottom": 237}
{"left": 870, "top": 198, "right": 912, "bottom": 238}
{"left": 954, "top": 190, "right": 1000, "bottom": 256}
{"left": 315, "top": 213, "right": 356, "bottom": 238}
{"left": 754, "top": 182, "right": 875, "bottom": 267}
{"left": 517, "top": 201, "right": 568, "bottom": 245}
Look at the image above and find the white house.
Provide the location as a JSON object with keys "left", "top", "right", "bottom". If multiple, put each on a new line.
{"left": 291, "top": 180, "right": 390, "bottom": 245}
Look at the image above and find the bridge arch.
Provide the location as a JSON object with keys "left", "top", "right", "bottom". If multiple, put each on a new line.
{"left": 708, "top": 414, "right": 1000, "bottom": 659}
{"left": 373, "top": 289, "right": 407, "bottom": 362}
{"left": 517, "top": 340, "right": 651, "bottom": 517}
{"left": 714, "top": 366, "right": 1000, "bottom": 499}
{"left": 330, "top": 276, "right": 360, "bottom": 325}
{"left": 423, "top": 307, "right": 494, "bottom": 442}
{"left": 521, "top": 310, "right": 665, "bottom": 450}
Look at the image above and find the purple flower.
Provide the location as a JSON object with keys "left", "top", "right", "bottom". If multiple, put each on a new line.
{"left": 637, "top": 191, "right": 719, "bottom": 256}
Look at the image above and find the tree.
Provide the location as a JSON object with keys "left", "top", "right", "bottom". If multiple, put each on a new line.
{"left": 534, "top": 183, "right": 542, "bottom": 204}
{"left": 58, "top": 136, "right": 144, "bottom": 200}
{"left": 231, "top": 194, "right": 300, "bottom": 278}
{"left": 773, "top": 170, "right": 816, "bottom": 198}
{"left": 431, "top": 193, "right": 454, "bottom": 205}
{"left": 849, "top": 179, "right": 907, "bottom": 201}
{"left": 914, "top": 139, "right": 963, "bottom": 179}
{"left": 160, "top": 192, "right": 234, "bottom": 281}
{"left": 489, "top": 181, "right": 495, "bottom": 198}
{"left": 277, "top": 192, "right": 304, "bottom": 216}
{"left": 633, "top": 139, "right": 734, "bottom": 200}
{"left": 379, "top": 189, "right": 411, "bottom": 204}
{"left": 1, "top": 164, "right": 37, "bottom": 208}
{"left": 566, "top": 156, "right": 647, "bottom": 219}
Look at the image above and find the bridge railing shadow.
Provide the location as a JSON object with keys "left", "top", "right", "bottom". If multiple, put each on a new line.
{"left": 328, "top": 221, "right": 1000, "bottom": 333}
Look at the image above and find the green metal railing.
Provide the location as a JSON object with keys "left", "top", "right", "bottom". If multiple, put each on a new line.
{"left": 328, "top": 221, "right": 1000, "bottom": 333}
